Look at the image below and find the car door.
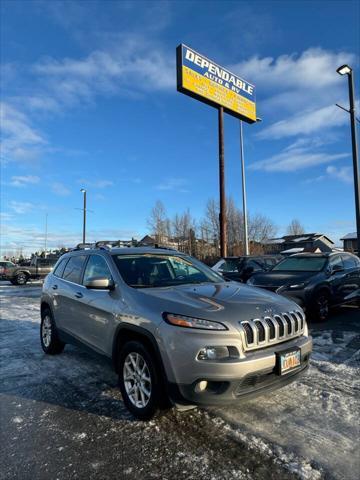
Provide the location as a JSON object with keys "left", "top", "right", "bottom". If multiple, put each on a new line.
{"left": 54, "top": 254, "right": 88, "bottom": 336}
{"left": 328, "top": 255, "right": 347, "bottom": 303}
{"left": 340, "top": 254, "right": 360, "bottom": 302}
{"left": 75, "top": 254, "right": 117, "bottom": 353}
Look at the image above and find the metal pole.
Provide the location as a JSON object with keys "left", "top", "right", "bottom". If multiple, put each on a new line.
{"left": 218, "top": 106, "right": 227, "bottom": 257}
{"left": 348, "top": 71, "right": 360, "bottom": 257}
{"left": 83, "top": 190, "right": 87, "bottom": 244}
{"left": 44, "top": 213, "right": 48, "bottom": 258}
{"left": 240, "top": 121, "right": 250, "bottom": 255}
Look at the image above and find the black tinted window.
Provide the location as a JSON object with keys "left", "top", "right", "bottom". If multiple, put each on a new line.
{"left": 53, "top": 258, "right": 68, "bottom": 278}
{"left": 83, "top": 255, "right": 112, "bottom": 284}
{"left": 62, "top": 255, "right": 86, "bottom": 284}
{"left": 341, "top": 254, "right": 357, "bottom": 269}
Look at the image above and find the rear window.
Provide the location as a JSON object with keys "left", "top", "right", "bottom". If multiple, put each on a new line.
{"left": 341, "top": 254, "right": 357, "bottom": 269}
{"left": 62, "top": 255, "right": 87, "bottom": 284}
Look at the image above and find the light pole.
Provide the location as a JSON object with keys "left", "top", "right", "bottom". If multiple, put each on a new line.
{"left": 240, "top": 117, "right": 262, "bottom": 256}
{"left": 80, "top": 189, "right": 87, "bottom": 244}
{"left": 337, "top": 64, "right": 360, "bottom": 256}
{"left": 44, "top": 213, "right": 48, "bottom": 258}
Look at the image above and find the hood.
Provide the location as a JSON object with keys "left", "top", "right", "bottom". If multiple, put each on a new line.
{"left": 248, "top": 270, "right": 319, "bottom": 288}
{"left": 136, "top": 282, "right": 300, "bottom": 324}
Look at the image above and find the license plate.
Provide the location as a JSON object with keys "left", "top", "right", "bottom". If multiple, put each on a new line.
{"left": 278, "top": 349, "right": 301, "bottom": 375}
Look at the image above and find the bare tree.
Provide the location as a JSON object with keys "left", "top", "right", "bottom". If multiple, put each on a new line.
{"left": 287, "top": 219, "right": 305, "bottom": 236}
{"left": 147, "top": 200, "right": 168, "bottom": 243}
{"left": 248, "top": 213, "right": 278, "bottom": 244}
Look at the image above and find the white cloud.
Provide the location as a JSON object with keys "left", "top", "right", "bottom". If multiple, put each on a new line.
{"left": 51, "top": 182, "right": 71, "bottom": 196}
{"left": 78, "top": 179, "right": 114, "bottom": 188}
{"left": 9, "top": 201, "right": 35, "bottom": 214}
{"left": 10, "top": 175, "right": 40, "bottom": 187}
{"left": 326, "top": 165, "right": 353, "bottom": 184}
{"left": 155, "top": 178, "right": 189, "bottom": 192}
{"left": 257, "top": 104, "right": 348, "bottom": 139}
{"left": 0, "top": 102, "right": 47, "bottom": 163}
{"left": 250, "top": 150, "right": 349, "bottom": 172}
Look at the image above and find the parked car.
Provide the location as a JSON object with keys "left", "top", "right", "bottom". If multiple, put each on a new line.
{"left": 40, "top": 245, "right": 312, "bottom": 420}
{"left": 5, "top": 257, "right": 58, "bottom": 285}
{"left": 212, "top": 255, "right": 282, "bottom": 283}
{"left": 0, "top": 261, "right": 16, "bottom": 279}
{"left": 247, "top": 252, "right": 360, "bottom": 321}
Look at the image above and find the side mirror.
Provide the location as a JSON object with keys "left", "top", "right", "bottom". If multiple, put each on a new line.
{"left": 85, "top": 277, "right": 115, "bottom": 290}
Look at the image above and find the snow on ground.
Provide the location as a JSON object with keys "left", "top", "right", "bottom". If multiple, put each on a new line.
{"left": 1, "top": 282, "right": 359, "bottom": 480}
{"left": 209, "top": 325, "right": 360, "bottom": 480}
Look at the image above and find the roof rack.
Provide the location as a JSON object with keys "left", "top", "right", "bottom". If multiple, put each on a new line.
{"left": 71, "top": 240, "right": 179, "bottom": 252}
{"left": 72, "top": 243, "right": 94, "bottom": 251}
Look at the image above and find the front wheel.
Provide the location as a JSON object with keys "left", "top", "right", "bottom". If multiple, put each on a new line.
{"left": 118, "top": 341, "right": 169, "bottom": 420}
{"left": 40, "top": 309, "right": 65, "bottom": 354}
{"left": 311, "top": 291, "right": 330, "bottom": 322}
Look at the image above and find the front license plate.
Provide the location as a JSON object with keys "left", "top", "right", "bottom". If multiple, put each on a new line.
{"left": 278, "top": 349, "right": 301, "bottom": 375}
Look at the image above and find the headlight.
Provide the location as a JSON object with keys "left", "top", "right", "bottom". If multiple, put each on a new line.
{"left": 163, "top": 313, "right": 227, "bottom": 331}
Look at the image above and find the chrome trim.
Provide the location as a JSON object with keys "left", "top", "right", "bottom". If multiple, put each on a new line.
{"left": 239, "top": 310, "right": 306, "bottom": 351}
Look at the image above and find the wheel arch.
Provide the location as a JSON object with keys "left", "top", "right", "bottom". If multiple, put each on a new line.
{"left": 112, "top": 325, "right": 167, "bottom": 382}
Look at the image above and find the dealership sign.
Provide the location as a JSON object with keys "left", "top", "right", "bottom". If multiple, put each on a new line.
{"left": 176, "top": 44, "right": 256, "bottom": 123}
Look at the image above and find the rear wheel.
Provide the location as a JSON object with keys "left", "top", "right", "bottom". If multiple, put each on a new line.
{"left": 311, "top": 291, "right": 330, "bottom": 322}
{"left": 118, "top": 341, "right": 169, "bottom": 420}
{"left": 15, "top": 272, "right": 28, "bottom": 285}
{"left": 40, "top": 308, "right": 65, "bottom": 354}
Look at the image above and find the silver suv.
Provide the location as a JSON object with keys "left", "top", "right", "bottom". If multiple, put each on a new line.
{"left": 40, "top": 245, "right": 312, "bottom": 419}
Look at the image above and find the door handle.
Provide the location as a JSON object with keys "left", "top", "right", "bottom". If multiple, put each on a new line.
{"left": 52, "top": 285, "right": 58, "bottom": 290}
{"left": 75, "top": 292, "right": 83, "bottom": 299}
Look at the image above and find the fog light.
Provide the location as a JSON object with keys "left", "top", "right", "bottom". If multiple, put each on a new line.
{"left": 195, "top": 380, "right": 208, "bottom": 393}
{"left": 197, "top": 346, "right": 230, "bottom": 360}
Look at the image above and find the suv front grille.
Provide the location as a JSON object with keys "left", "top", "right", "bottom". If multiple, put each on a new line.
{"left": 239, "top": 310, "right": 305, "bottom": 351}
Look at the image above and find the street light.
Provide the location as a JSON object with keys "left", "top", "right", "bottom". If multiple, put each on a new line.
{"left": 336, "top": 64, "right": 360, "bottom": 256}
{"left": 240, "top": 117, "right": 262, "bottom": 256}
{"left": 80, "top": 189, "right": 87, "bottom": 244}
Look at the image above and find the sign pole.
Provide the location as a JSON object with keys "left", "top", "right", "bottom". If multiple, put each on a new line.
{"left": 218, "top": 106, "right": 227, "bottom": 257}
{"left": 240, "top": 121, "right": 250, "bottom": 255}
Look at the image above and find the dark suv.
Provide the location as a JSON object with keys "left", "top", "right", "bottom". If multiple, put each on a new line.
{"left": 212, "top": 255, "right": 281, "bottom": 283}
{"left": 247, "top": 252, "right": 360, "bottom": 321}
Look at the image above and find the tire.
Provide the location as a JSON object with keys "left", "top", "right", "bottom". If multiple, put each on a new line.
{"left": 118, "top": 341, "right": 169, "bottom": 420}
{"left": 10, "top": 280, "right": 17, "bottom": 285}
{"left": 311, "top": 291, "right": 330, "bottom": 322}
{"left": 14, "top": 272, "right": 28, "bottom": 285}
{"left": 40, "top": 308, "right": 65, "bottom": 355}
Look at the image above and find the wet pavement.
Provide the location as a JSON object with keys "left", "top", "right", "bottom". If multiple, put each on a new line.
{"left": 1, "top": 282, "right": 359, "bottom": 480}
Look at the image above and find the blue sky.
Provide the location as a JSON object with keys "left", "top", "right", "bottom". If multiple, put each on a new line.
{"left": 1, "top": 0, "right": 359, "bottom": 254}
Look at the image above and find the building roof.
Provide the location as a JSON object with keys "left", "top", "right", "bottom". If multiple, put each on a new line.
{"left": 265, "top": 233, "right": 334, "bottom": 245}
{"left": 340, "top": 232, "right": 357, "bottom": 240}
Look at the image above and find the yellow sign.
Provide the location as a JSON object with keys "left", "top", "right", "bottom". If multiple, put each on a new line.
{"left": 177, "top": 45, "right": 256, "bottom": 123}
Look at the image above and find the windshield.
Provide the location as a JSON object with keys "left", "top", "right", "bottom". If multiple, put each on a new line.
{"left": 272, "top": 256, "right": 327, "bottom": 272}
{"left": 112, "top": 254, "right": 224, "bottom": 288}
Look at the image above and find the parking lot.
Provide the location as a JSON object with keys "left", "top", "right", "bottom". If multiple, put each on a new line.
{"left": 0, "top": 282, "right": 359, "bottom": 480}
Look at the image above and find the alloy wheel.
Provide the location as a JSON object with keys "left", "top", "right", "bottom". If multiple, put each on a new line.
{"left": 123, "top": 352, "right": 152, "bottom": 408}
{"left": 42, "top": 315, "right": 52, "bottom": 347}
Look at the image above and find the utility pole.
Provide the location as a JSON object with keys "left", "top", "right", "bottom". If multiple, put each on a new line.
{"left": 80, "top": 189, "right": 87, "bottom": 244}
{"left": 44, "top": 213, "right": 48, "bottom": 258}
{"left": 336, "top": 65, "right": 360, "bottom": 257}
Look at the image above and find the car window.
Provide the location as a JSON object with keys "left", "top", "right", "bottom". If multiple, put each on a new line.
{"left": 341, "top": 254, "right": 357, "bottom": 269}
{"left": 53, "top": 258, "right": 68, "bottom": 278}
{"left": 272, "top": 256, "right": 327, "bottom": 272}
{"left": 329, "top": 255, "right": 344, "bottom": 270}
{"left": 83, "top": 255, "right": 113, "bottom": 284}
{"left": 113, "top": 254, "right": 223, "bottom": 288}
{"left": 219, "top": 259, "right": 239, "bottom": 272}
{"left": 62, "top": 255, "right": 86, "bottom": 284}
{"left": 246, "top": 260, "right": 263, "bottom": 271}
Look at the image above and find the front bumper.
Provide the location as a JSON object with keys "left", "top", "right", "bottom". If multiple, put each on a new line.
{"left": 169, "top": 360, "right": 309, "bottom": 406}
